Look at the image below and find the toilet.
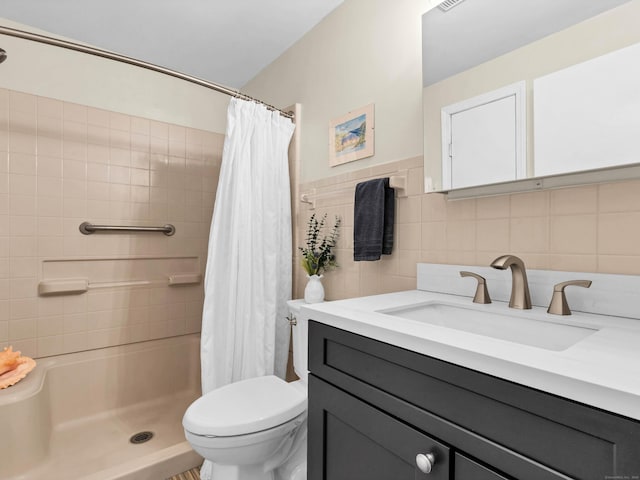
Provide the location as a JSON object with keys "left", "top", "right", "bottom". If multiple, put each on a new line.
{"left": 183, "top": 300, "right": 308, "bottom": 480}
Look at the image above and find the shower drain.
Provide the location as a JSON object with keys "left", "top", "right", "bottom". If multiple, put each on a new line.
{"left": 129, "top": 431, "right": 154, "bottom": 444}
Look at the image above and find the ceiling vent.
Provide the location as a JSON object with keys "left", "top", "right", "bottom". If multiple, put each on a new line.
{"left": 438, "top": 0, "right": 467, "bottom": 12}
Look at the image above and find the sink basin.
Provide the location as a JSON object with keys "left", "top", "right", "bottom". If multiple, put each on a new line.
{"left": 380, "top": 302, "right": 599, "bottom": 351}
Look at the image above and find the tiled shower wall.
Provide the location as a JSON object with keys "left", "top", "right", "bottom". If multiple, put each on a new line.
{"left": 0, "top": 88, "right": 223, "bottom": 359}
{"left": 296, "top": 156, "right": 640, "bottom": 300}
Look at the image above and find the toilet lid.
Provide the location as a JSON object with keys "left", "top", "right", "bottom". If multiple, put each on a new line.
{"left": 183, "top": 375, "right": 307, "bottom": 437}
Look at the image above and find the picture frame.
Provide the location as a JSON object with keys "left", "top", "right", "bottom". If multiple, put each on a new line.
{"left": 328, "top": 103, "right": 374, "bottom": 167}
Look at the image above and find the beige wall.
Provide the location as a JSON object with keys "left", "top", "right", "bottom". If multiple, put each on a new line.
{"left": 423, "top": 1, "right": 640, "bottom": 190}
{"left": 0, "top": 87, "right": 222, "bottom": 358}
{"left": 242, "top": 0, "right": 640, "bottom": 298}
{"left": 243, "top": 0, "right": 427, "bottom": 183}
{"left": 298, "top": 159, "right": 640, "bottom": 301}
{"left": 0, "top": 18, "right": 230, "bottom": 133}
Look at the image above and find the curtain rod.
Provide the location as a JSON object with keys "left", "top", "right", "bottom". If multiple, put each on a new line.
{"left": 0, "top": 25, "right": 294, "bottom": 119}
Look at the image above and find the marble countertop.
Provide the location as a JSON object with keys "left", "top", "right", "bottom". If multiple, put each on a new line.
{"left": 300, "top": 290, "right": 640, "bottom": 422}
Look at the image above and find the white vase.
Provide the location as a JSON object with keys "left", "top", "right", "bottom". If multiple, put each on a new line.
{"left": 304, "top": 274, "right": 325, "bottom": 304}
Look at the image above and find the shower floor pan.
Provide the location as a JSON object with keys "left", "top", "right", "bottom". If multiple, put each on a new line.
{"left": 0, "top": 335, "right": 203, "bottom": 480}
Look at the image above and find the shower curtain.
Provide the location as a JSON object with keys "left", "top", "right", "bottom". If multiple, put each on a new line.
{"left": 199, "top": 98, "right": 295, "bottom": 479}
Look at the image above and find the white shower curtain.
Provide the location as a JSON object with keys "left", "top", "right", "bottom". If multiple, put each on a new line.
{"left": 201, "top": 97, "right": 295, "bottom": 390}
{"left": 199, "top": 98, "right": 295, "bottom": 479}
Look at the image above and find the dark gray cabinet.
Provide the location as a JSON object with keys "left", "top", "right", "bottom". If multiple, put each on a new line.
{"left": 308, "top": 321, "right": 640, "bottom": 480}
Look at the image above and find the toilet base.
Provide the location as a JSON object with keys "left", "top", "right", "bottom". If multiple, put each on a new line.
{"left": 211, "top": 463, "right": 274, "bottom": 480}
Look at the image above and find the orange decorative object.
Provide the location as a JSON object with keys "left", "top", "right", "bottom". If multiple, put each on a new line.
{"left": 0, "top": 347, "right": 36, "bottom": 389}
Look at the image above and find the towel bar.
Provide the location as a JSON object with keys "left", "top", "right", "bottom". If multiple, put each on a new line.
{"left": 79, "top": 222, "right": 176, "bottom": 236}
{"left": 300, "top": 170, "right": 408, "bottom": 209}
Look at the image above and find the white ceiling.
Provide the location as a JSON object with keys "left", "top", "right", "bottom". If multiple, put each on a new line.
{"left": 0, "top": 0, "right": 344, "bottom": 88}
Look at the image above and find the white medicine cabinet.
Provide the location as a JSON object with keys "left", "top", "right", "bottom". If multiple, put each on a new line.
{"left": 422, "top": 0, "right": 640, "bottom": 198}
{"left": 441, "top": 81, "right": 526, "bottom": 190}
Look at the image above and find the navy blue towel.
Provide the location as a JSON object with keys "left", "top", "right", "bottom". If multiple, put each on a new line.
{"left": 353, "top": 178, "right": 395, "bottom": 261}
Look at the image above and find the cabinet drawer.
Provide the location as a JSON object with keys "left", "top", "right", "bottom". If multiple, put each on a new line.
{"left": 455, "top": 454, "right": 508, "bottom": 480}
{"left": 308, "top": 375, "right": 450, "bottom": 480}
{"left": 309, "top": 321, "right": 640, "bottom": 480}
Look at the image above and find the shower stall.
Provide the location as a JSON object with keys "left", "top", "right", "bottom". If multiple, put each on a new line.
{"left": 0, "top": 23, "right": 262, "bottom": 479}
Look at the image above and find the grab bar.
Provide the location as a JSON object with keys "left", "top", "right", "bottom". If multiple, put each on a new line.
{"left": 79, "top": 222, "right": 176, "bottom": 236}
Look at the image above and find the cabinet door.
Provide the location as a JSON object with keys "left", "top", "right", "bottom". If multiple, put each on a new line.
{"left": 441, "top": 81, "right": 526, "bottom": 190}
{"left": 308, "top": 375, "right": 450, "bottom": 480}
{"left": 454, "top": 454, "right": 509, "bottom": 480}
{"left": 309, "top": 321, "right": 640, "bottom": 480}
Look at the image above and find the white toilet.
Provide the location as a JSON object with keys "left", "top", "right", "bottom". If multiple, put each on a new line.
{"left": 183, "top": 300, "right": 308, "bottom": 480}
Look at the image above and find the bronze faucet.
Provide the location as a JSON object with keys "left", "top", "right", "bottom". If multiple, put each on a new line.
{"left": 490, "top": 255, "right": 532, "bottom": 309}
{"left": 547, "top": 280, "right": 592, "bottom": 315}
{"left": 460, "top": 271, "right": 491, "bottom": 304}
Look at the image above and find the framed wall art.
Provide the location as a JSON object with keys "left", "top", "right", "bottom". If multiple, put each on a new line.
{"left": 329, "top": 103, "right": 374, "bottom": 167}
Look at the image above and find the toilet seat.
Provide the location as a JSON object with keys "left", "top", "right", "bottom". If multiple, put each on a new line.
{"left": 183, "top": 375, "right": 307, "bottom": 437}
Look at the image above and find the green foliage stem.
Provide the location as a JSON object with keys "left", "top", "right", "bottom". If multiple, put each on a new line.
{"left": 299, "top": 213, "right": 341, "bottom": 276}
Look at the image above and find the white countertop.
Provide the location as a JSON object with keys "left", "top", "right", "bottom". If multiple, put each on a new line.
{"left": 300, "top": 290, "right": 640, "bottom": 421}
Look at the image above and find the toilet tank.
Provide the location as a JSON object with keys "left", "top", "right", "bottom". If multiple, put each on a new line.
{"left": 287, "top": 300, "right": 308, "bottom": 384}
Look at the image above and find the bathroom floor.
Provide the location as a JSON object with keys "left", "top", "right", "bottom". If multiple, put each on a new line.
{"left": 167, "top": 466, "right": 201, "bottom": 480}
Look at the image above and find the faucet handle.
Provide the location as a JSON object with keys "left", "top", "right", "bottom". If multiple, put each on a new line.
{"left": 460, "top": 271, "right": 491, "bottom": 304}
{"left": 547, "top": 280, "right": 592, "bottom": 315}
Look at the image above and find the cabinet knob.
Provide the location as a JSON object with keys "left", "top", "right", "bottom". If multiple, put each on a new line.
{"left": 416, "top": 452, "right": 436, "bottom": 474}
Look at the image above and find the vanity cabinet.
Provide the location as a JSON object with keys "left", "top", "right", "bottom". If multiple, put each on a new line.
{"left": 307, "top": 321, "right": 640, "bottom": 480}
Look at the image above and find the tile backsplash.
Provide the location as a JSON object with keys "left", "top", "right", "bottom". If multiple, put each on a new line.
{"left": 0, "top": 88, "right": 223, "bottom": 358}
{"left": 296, "top": 156, "right": 640, "bottom": 301}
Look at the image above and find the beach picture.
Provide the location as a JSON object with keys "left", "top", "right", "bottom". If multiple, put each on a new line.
{"left": 329, "top": 103, "right": 374, "bottom": 166}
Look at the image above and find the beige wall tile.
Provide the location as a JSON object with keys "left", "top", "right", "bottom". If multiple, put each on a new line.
{"left": 446, "top": 198, "right": 476, "bottom": 221}
{"left": 396, "top": 196, "right": 421, "bottom": 224}
{"left": 476, "top": 195, "right": 510, "bottom": 219}
{"left": 37, "top": 115, "right": 63, "bottom": 140}
{"left": 599, "top": 180, "right": 640, "bottom": 213}
{"left": 598, "top": 255, "right": 640, "bottom": 275}
{"left": 38, "top": 177, "right": 63, "bottom": 197}
{"left": 9, "top": 152, "right": 37, "bottom": 175}
{"left": 9, "top": 174, "right": 36, "bottom": 196}
{"left": 549, "top": 185, "right": 597, "bottom": 215}
{"left": 37, "top": 315, "right": 64, "bottom": 337}
{"left": 38, "top": 156, "right": 63, "bottom": 178}
{"left": 446, "top": 220, "right": 476, "bottom": 252}
{"left": 513, "top": 253, "right": 549, "bottom": 270}
{"left": 510, "top": 191, "right": 549, "bottom": 217}
{"left": 421, "top": 221, "right": 446, "bottom": 251}
{"left": 547, "top": 254, "right": 598, "bottom": 273}
{"left": 37, "top": 335, "right": 65, "bottom": 357}
{"left": 476, "top": 251, "right": 508, "bottom": 267}
{"left": 87, "top": 108, "right": 109, "bottom": 127}
{"left": 476, "top": 219, "right": 510, "bottom": 253}
{"left": 0, "top": 88, "right": 219, "bottom": 357}
{"left": 10, "top": 91, "right": 36, "bottom": 115}
{"left": 64, "top": 103, "right": 87, "bottom": 124}
{"left": 10, "top": 194, "right": 37, "bottom": 216}
{"left": 550, "top": 215, "right": 597, "bottom": 254}
{"left": 38, "top": 137, "right": 63, "bottom": 158}
{"left": 63, "top": 332, "right": 88, "bottom": 354}
{"left": 406, "top": 167, "right": 424, "bottom": 196}
{"left": 396, "top": 223, "right": 421, "bottom": 251}
{"left": 109, "top": 112, "right": 131, "bottom": 132}
{"left": 446, "top": 250, "right": 477, "bottom": 265}
{"left": 9, "top": 132, "right": 37, "bottom": 155}
{"left": 421, "top": 193, "right": 447, "bottom": 222}
{"left": 110, "top": 129, "right": 130, "bottom": 150}
{"left": 10, "top": 299, "right": 37, "bottom": 320}
{"left": 38, "top": 97, "right": 63, "bottom": 119}
{"left": 598, "top": 212, "right": 640, "bottom": 255}
{"left": 510, "top": 217, "right": 548, "bottom": 253}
